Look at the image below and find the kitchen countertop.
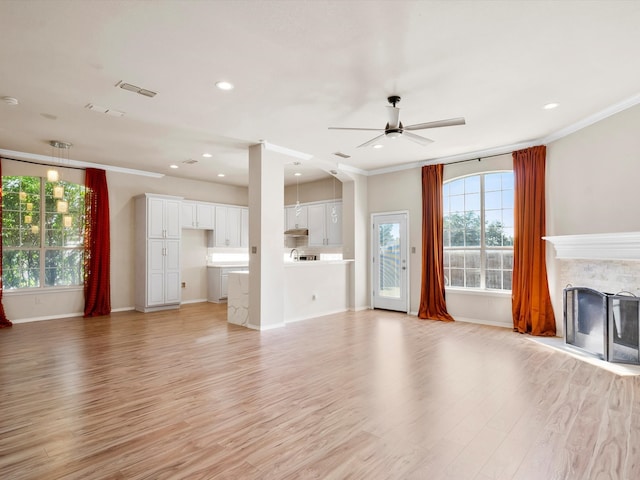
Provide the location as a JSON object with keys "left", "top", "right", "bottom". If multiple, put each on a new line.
{"left": 207, "top": 262, "right": 249, "bottom": 268}
{"left": 284, "top": 259, "right": 353, "bottom": 267}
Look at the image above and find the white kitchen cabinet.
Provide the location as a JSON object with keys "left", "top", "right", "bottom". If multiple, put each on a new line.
{"left": 307, "top": 202, "right": 342, "bottom": 247}
{"left": 325, "top": 202, "right": 342, "bottom": 246}
{"left": 208, "top": 266, "right": 248, "bottom": 302}
{"left": 135, "top": 193, "right": 183, "bottom": 312}
{"left": 181, "top": 200, "right": 215, "bottom": 229}
{"left": 215, "top": 205, "right": 242, "bottom": 247}
{"left": 148, "top": 194, "right": 181, "bottom": 239}
{"left": 285, "top": 205, "right": 308, "bottom": 230}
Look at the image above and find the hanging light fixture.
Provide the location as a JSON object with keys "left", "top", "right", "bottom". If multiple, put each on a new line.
{"left": 56, "top": 200, "right": 68, "bottom": 214}
{"left": 48, "top": 140, "right": 72, "bottom": 215}
{"left": 48, "top": 140, "right": 71, "bottom": 183}
{"left": 330, "top": 171, "right": 338, "bottom": 224}
{"left": 294, "top": 172, "right": 302, "bottom": 217}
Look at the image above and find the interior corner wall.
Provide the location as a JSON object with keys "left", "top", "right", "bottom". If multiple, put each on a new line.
{"left": 546, "top": 102, "right": 640, "bottom": 334}
{"left": 284, "top": 177, "right": 342, "bottom": 205}
{"left": 367, "top": 168, "right": 423, "bottom": 314}
{"left": 3, "top": 158, "right": 248, "bottom": 321}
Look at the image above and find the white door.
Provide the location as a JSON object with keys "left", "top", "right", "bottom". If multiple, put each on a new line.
{"left": 372, "top": 213, "right": 409, "bottom": 312}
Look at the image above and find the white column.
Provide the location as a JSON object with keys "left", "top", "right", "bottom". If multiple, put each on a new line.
{"left": 341, "top": 173, "right": 369, "bottom": 311}
{"left": 247, "top": 143, "right": 286, "bottom": 329}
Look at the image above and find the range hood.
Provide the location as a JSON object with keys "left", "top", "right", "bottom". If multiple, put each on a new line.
{"left": 284, "top": 228, "right": 308, "bottom": 237}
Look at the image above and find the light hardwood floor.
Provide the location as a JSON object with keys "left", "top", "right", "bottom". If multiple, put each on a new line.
{"left": 1, "top": 303, "right": 639, "bottom": 479}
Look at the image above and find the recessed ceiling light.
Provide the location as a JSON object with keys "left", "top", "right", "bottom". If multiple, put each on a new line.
{"left": 215, "top": 81, "right": 234, "bottom": 91}
{"left": 294, "top": 172, "right": 302, "bottom": 177}
{"left": 543, "top": 102, "right": 559, "bottom": 110}
{"left": 202, "top": 153, "right": 212, "bottom": 158}
{"left": 373, "top": 144, "right": 384, "bottom": 149}
{"left": 217, "top": 173, "right": 225, "bottom": 177}
{"left": 170, "top": 164, "right": 178, "bottom": 169}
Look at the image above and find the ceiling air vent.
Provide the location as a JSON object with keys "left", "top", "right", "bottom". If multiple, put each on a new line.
{"left": 115, "top": 81, "right": 157, "bottom": 98}
{"left": 333, "top": 152, "right": 351, "bottom": 159}
{"left": 182, "top": 159, "right": 198, "bottom": 165}
{"left": 85, "top": 104, "right": 125, "bottom": 117}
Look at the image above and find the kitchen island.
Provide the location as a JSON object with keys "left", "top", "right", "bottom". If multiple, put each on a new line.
{"left": 227, "top": 260, "right": 352, "bottom": 329}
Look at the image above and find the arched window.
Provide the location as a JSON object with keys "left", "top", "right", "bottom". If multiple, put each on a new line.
{"left": 443, "top": 171, "right": 513, "bottom": 291}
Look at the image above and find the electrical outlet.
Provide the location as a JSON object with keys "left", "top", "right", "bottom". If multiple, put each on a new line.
{"left": 181, "top": 282, "right": 186, "bottom": 288}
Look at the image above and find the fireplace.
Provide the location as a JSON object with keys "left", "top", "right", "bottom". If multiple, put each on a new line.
{"left": 564, "top": 287, "right": 640, "bottom": 364}
{"left": 608, "top": 294, "right": 640, "bottom": 364}
{"left": 564, "top": 287, "right": 608, "bottom": 360}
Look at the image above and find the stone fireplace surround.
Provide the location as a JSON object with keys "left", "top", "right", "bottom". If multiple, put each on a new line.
{"left": 545, "top": 232, "right": 640, "bottom": 365}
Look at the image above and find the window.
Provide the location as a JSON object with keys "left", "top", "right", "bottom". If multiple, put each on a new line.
{"left": 443, "top": 171, "right": 514, "bottom": 291}
{"left": 2, "top": 176, "right": 85, "bottom": 290}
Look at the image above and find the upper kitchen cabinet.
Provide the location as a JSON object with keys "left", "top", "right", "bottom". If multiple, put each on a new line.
{"left": 215, "top": 205, "right": 243, "bottom": 247}
{"left": 285, "top": 205, "right": 308, "bottom": 230}
{"left": 148, "top": 194, "right": 182, "bottom": 239}
{"left": 307, "top": 202, "right": 342, "bottom": 247}
{"left": 182, "top": 200, "right": 215, "bottom": 229}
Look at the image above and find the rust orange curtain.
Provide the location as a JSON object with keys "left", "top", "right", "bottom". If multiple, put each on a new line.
{"left": 512, "top": 146, "right": 555, "bottom": 336}
{"left": 0, "top": 159, "right": 12, "bottom": 328}
{"left": 418, "top": 164, "right": 454, "bottom": 322}
{"left": 83, "top": 168, "right": 111, "bottom": 317}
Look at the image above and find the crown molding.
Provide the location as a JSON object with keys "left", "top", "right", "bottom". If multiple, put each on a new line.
{"left": 0, "top": 148, "right": 164, "bottom": 178}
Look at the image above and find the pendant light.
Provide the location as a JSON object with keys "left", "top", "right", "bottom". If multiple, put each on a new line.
{"left": 330, "top": 171, "right": 338, "bottom": 223}
{"left": 49, "top": 140, "right": 72, "bottom": 215}
{"left": 294, "top": 172, "right": 302, "bottom": 217}
{"left": 47, "top": 140, "right": 70, "bottom": 182}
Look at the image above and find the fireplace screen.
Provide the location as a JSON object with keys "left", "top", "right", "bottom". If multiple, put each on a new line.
{"left": 564, "top": 287, "right": 608, "bottom": 360}
{"left": 608, "top": 294, "right": 640, "bottom": 364}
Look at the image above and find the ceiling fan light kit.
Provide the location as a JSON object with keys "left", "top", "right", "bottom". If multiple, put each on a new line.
{"left": 328, "top": 95, "right": 466, "bottom": 148}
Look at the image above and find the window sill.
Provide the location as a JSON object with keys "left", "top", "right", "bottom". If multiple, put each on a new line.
{"left": 445, "top": 287, "right": 512, "bottom": 298}
{"left": 4, "top": 286, "right": 83, "bottom": 296}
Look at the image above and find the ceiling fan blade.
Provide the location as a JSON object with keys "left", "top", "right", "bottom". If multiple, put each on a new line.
{"left": 386, "top": 106, "right": 400, "bottom": 128}
{"left": 402, "top": 131, "right": 434, "bottom": 146}
{"left": 404, "top": 117, "right": 466, "bottom": 131}
{"left": 328, "top": 127, "right": 384, "bottom": 131}
{"left": 357, "top": 134, "right": 385, "bottom": 148}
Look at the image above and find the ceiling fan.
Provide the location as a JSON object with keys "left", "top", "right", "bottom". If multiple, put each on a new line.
{"left": 328, "top": 95, "right": 465, "bottom": 148}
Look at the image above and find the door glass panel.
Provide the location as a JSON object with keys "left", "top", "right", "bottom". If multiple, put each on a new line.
{"left": 378, "top": 222, "right": 400, "bottom": 299}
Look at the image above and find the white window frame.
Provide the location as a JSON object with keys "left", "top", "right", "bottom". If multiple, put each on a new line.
{"left": 443, "top": 171, "right": 514, "bottom": 292}
{"left": 2, "top": 175, "right": 85, "bottom": 292}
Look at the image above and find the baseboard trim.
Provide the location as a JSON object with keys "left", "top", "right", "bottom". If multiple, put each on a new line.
{"left": 453, "top": 315, "right": 512, "bottom": 329}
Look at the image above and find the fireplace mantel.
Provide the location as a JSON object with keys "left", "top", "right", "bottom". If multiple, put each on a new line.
{"left": 544, "top": 232, "right": 640, "bottom": 261}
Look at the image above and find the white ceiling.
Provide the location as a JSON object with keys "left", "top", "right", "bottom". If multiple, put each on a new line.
{"left": 1, "top": 0, "right": 640, "bottom": 186}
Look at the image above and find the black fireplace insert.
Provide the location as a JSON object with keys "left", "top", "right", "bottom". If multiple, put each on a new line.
{"left": 564, "top": 286, "right": 640, "bottom": 365}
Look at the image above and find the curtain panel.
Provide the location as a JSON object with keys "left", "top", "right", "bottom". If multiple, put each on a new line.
{"left": 418, "top": 164, "right": 454, "bottom": 322}
{"left": 83, "top": 168, "right": 111, "bottom": 317}
{"left": 0, "top": 159, "right": 12, "bottom": 327}
{"left": 512, "top": 146, "right": 556, "bottom": 336}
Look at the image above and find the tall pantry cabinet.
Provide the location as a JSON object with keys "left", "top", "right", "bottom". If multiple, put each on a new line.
{"left": 135, "top": 193, "right": 183, "bottom": 312}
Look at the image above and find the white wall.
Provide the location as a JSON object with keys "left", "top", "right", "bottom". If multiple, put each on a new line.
{"left": 284, "top": 177, "right": 342, "bottom": 206}
{"left": 546, "top": 103, "right": 640, "bottom": 333}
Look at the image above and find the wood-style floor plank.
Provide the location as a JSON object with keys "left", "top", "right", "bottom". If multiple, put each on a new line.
{"left": 1, "top": 303, "right": 639, "bottom": 479}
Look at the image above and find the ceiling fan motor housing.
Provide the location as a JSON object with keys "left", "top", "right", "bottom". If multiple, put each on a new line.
{"left": 387, "top": 95, "right": 401, "bottom": 107}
